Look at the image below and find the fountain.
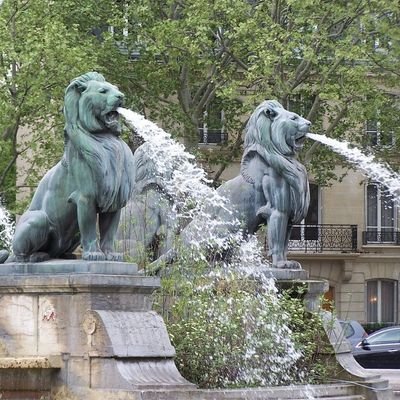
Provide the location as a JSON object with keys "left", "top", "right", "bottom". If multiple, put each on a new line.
{"left": 116, "top": 104, "right": 392, "bottom": 398}
{"left": 0, "top": 73, "right": 393, "bottom": 399}
{"left": 0, "top": 72, "right": 194, "bottom": 398}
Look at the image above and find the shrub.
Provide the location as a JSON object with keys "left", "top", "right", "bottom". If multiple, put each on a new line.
{"left": 155, "top": 256, "right": 335, "bottom": 388}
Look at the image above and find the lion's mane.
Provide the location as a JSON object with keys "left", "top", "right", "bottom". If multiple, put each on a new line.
{"left": 240, "top": 100, "right": 309, "bottom": 223}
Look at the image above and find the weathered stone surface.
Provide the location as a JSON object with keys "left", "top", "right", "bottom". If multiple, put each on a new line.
{"left": 56, "top": 383, "right": 375, "bottom": 400}
{"left": 91, "top": 358, "right": 193, "bottom": 390}
{"left": 0, "top": 260, "right": 138, "bottom": 275}
{"left": 0, "top": 260, "right": 193, "bottom": 395}
{"left": 0, "top": 357, "right": 60, "bottom": 394}
{"left": 0, "top": 356, "right": 61, "bottom": 369}
{"left": 84, "top": 310, "right": 175, "bottom": 358}
{"left": 262, "top": 267, "right": 310, "bottom": 280}
{"left": 81, "top": 310, "right": 192, "bottom": 390}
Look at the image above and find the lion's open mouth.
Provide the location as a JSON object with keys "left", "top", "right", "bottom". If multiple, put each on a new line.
{"left": 104, "top": 111, "right": 120, "bottom": 129}
{"left": 294, "top": 133, "right": 307, "bottom": 150}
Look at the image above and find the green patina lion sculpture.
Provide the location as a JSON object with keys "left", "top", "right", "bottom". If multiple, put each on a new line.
{"left": 7, "top": 72, "right": 135, "bottom": 262}
{"left": 217, "top": 100, "right": 310, "bottom": 268}
{"left": 117, "top": 141, "right": 178, "bottom": 266}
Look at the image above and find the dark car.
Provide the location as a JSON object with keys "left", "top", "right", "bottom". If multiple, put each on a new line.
{"left": 353, "top": 326, "right": 400, "bottom": 369}
{"left": 339, "top": 320, "right": 367, "bottom": 348}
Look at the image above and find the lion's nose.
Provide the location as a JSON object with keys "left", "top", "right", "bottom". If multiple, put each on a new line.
{"left": 116, "top": 93, "right": 124, "bottom": 105}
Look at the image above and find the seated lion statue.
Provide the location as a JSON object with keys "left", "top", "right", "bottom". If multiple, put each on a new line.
{"left": 217, "top": 99, "right": 310, "bottom": 269}
{"left": 117, "top": 141, "right": 178, "bottom": 267}
{"left": 150, "top": 100, "right": 310, "bottom": 271}
{"left": 5, "top": 72, "right": 135, "bottom": 262}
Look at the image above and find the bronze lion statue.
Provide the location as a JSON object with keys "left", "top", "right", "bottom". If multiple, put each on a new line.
{"left": 117, "top": 142, "right": 178, "bottom": 267}
{"left": 217, "top": 100, "right": 310, "bottom": 268}
{"left": 7, "top": 72, "right": 135, "bottom": 262}
{"left": 150, "top": 100, "right": 310, "bottom": 271}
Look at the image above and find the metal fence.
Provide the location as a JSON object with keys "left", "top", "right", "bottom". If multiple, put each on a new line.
{"left": 288, "top": 224, "right": 358, "bottom": 253}
{"left": 198, "top": 128, "right": 228, "bottom": 144}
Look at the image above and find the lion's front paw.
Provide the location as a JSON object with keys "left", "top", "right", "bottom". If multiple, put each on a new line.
{"left": 273, "top": 260, "right": 302, "bottom": 269}
{"left": 29, "top": 252, "right": 50, "bottom": 263}
{"left": 82, "top": 251, "right": 106, "bottom": 261}
{"left": 104, "top": 252, "right": 123, "bottom": 262}
{"left": 256, "top": 205, "right": 271, "bottom": 219}
{"left": 14, "top": 254, "right": 30, "bottom": 263}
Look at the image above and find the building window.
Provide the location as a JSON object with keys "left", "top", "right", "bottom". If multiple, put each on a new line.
{"left": 198, "top": 100, "right": 227, "bottom": 145}
{"left": 365, "top": 120, "right": 394, "bottom": 147}
{"left": 291, "top": 183, "right": 320, "bottom": 241}
{"left": 287, "top": 93, "right": 313, "bottom": 119}
{"left": 323, "top": 286, "right": 335, "bottom": 312}
{"left": 365, "top": 183, "right": 396, "bottom": 243}
{"left": 367, "top": 279, "right": 398, "bottom": 324}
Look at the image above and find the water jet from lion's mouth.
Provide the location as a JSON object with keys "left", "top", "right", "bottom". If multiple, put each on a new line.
{"left": 306, "top": 132, "right": 400, "bottom": 202}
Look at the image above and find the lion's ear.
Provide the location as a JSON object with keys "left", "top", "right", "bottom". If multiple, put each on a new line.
{"left": 264, "top": 106, "right": 278, "bottom": 120}
{"left": 75, "top": 81, "right": 87, "bottom": 93}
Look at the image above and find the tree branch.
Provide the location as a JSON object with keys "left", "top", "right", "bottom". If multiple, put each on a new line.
{"left": 303, "top": 100, "right": 351, "bottom": 165}
{"left": 0, "top": 153, "right": 18, "bottom": 190}
{"left": 212, "top": 118, "right": 248, "bottom": 184}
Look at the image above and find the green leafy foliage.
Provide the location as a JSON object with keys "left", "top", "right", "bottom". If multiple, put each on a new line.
{"left": 1, "top": 0, "right": 400, "bottom": 207}
{"left": 155, "top": 256, "right": 337, "bottom": 388}
{"left": 117, "top": 0, "right": 400, "bottom": 184}
{"left": 0, "top": 0, "right": 121, "bottom": 211}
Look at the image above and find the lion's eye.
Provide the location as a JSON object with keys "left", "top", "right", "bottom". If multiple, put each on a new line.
{"left": 290, "top": 115, "right": 298, "bottom": 121}
{"left": 98, "top": 88, "right": 108, "bottom": 94}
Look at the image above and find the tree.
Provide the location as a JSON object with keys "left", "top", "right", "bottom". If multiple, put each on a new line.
{"left": 1, "top": 0, "right": 400, "bottom": 211}
{"left": 113, "top": 0, "right": 400, "bottom": 184}
{"left": 0, "top": 0, "right": 122, "bottom": 211}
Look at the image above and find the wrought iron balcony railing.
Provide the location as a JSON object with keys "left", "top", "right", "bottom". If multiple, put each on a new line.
{"left": 288, "top": 224, "right": 358, "bottom": 253}
{"left": 362, "top": 230, "right": 400, "bottom": 245}
{"left": 198, "top": 128, "right": 228, "bottom": 144}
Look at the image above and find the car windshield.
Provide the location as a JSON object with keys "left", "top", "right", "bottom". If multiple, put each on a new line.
{"left": 367, "top": 329, "right": 400, "bottom": 345}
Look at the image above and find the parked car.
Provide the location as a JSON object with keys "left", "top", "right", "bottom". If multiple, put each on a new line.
{"left": 339, "top": 320, "right": 367, "bottom": 348}
{"left": 353, "top": 326, "right": 400, "bottom": 369}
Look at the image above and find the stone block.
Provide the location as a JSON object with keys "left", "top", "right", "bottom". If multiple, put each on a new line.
{"left": 0, "top": 260, "right": 193, "bottom": 395}
{"left": 83, "top": 310, "right": 175, "bottom": 358}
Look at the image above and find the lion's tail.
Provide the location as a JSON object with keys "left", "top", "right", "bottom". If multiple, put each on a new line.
{"left": 0, "top": 250, "right": 9, "bottom": 264}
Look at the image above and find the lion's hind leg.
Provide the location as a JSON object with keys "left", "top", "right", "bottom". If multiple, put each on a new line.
{"left": 12, "top": 210, "right": 50, "bottom": 262}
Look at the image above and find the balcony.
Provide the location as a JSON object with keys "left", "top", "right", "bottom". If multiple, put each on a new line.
{"left": 198, "top": 128, "right": 228, "bottom": 145}
{"left": 288, "top": 224, "right": 358, "bottom": 253}
{"left": 362, "top": 230, "right": 400, "bottom": 245}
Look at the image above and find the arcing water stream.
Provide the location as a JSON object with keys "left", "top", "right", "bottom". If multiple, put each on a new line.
{"left": 118, "top": 107, "right": 242, "bottom": 254}
{"left": 307, "top": 132, "right": 400, "bottom": 202}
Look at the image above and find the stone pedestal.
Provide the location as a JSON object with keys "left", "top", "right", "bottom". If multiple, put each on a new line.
{"left": 0, "top": 260, "right": 193, "bottom": 398}
{"left": 261, "top": 266, "right": 329, "bottom": 312}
